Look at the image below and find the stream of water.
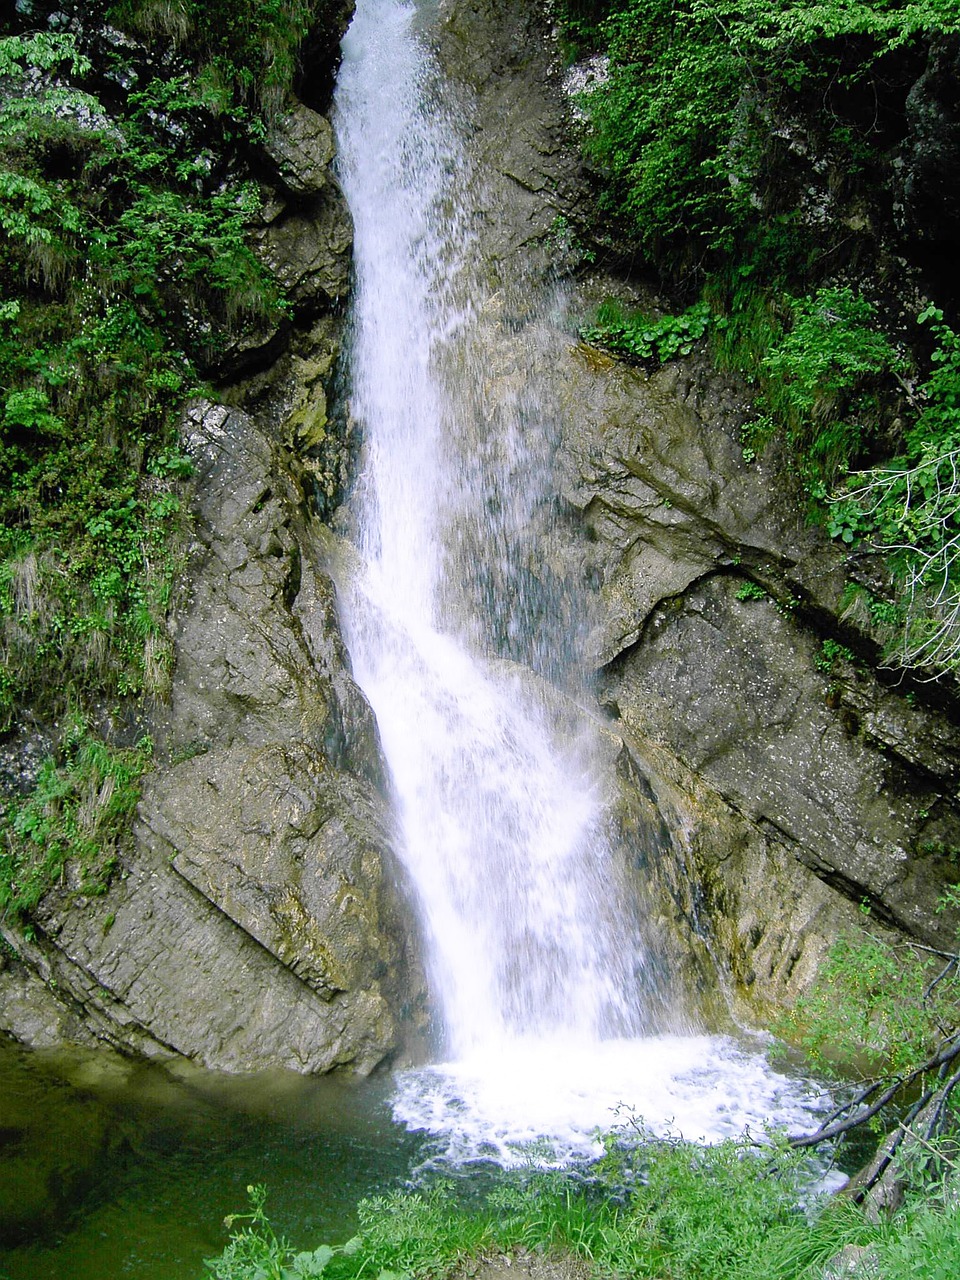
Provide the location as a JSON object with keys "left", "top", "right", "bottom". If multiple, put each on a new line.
{"left": 333, "top": 0, "right": 834, "bottom": 1166}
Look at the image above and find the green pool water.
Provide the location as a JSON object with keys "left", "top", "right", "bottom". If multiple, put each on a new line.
{"left": 0, "top": 1039, "right": 424, "bottom": 1280}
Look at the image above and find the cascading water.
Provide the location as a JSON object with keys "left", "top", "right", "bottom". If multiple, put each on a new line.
{"left": 333, "top": 0, "right": 831, "bottom": 1163}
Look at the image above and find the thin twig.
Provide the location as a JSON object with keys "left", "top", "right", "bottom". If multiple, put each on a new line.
{"left": 924, "top": 955, "right": 958, "bottom": 1003}
{"left": 789, "top": 1032, "right": 960, "bottom": 1150}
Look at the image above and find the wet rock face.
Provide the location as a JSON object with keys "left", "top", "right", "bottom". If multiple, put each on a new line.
{"left": 134, "top": 400, "right": 411, "bottom": 1071}
{"left": 604, "top": 577, "right": 960, "bottom": 942}
{"left": 560, "top": 343, "right": 960, "bottom": 1009}
{"left": 265, "top": 98, "right": 337, "bottom": 197}
{"left": 0, "top": 398, "right": 421, "bottom": 1074}
{"left": 220, "top": 99, "right": 354, "bottom": 375}
{"left": 296, "top": 0, "right": 356, "bottom": 112}
{"left": 437, "top": 0, "right": 587, "bottom": 276}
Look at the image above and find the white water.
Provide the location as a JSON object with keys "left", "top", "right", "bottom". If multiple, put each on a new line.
{"left": 333, "top": 0, "right": 831, "bottom": 1163}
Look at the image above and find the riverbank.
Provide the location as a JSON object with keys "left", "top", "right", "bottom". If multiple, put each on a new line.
{"left": 203, "top": 1136, "right": 960, "bottom": 1280}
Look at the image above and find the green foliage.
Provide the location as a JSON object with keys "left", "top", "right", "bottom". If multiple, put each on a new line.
{"left": 594, "top": 1131, "right": 819, "bottom": 1280}
{"left": 760, "top": 288, "right": 901, "bottom": 485}
{"left": 0, "top": 6, "right": 298, "bottom": 720}
{"left": 713, "top": 286, "right": 901, "bottom": 488}
{"left": 707, "top": 270, "right": 787, "bottom": 377}
{"left": 204, "top": 1185, "right": 346, "bottom": 1280}
{"left": 0, "top": 31, "right": 92, "bottom": 79}
{"left": 815, "top": 638, "right": 854, "bottom": 672}
{"left": 581, "top": 299, "right": 713, "bottom": 364}
{"left": 553, "top": 0, "right": 612, "bottom": 59}
{"left": 574, "top": 0, "right": 960, "bottom": 272}
{"left": 826, "top": 499, "right": 873, "bottom": 544}
{"left": 206, "top": 1145, "right": 822, "bottom": 1280}
{"left": 203, "top": 1135, "right": 960, "bottom": 1280}
{"left": 0, "top": 719, "right": 153, "bottom": 918}
{"left": 581, "top": 0, "right": 751, "bottom": 263}
{"left": 107, "top": 0, "right": 317, "bottom": 115}
{"left": 736, "top": 580, "right": 768, "bottom": 601}
{"left": 878, "top": 1193, "right": 960, "bottom": 1280}
{"left": 546, "top": 214, "right": 596, "bottom": 267}
{"left": 775, "top": 918, "right": 960, "bottom": 1078}
{"left": 563, "top": 0, "right": 960, "bottom": 676}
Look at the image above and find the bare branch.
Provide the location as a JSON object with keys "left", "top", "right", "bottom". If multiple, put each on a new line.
{"left": 789, "top": 1031, "right": 960, "bottom": 1150}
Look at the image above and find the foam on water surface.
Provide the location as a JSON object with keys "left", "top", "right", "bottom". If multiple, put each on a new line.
{"left": 392, "top": 1035, "right": 833, "bottom": 1167}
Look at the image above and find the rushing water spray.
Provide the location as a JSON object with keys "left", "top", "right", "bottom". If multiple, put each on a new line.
{"left": 334, "top": 0, "right": 831, "bottom": 1162}
{"left": 334, "top": 0, "right": 648, "bottom": 1054}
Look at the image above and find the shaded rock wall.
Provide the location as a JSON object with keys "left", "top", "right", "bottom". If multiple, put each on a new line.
{"left": 438, "top": 0, "right": 960, "bottom": 1027}
{"left": 0, "top": 1, "right": 428, "bottom": 1074}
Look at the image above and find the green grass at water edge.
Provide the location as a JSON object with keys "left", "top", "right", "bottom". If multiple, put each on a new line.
{"left": 201, "top": 1133, "right": 960, "bottom": 1280}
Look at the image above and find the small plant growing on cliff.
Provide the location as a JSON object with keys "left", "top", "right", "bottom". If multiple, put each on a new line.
{"left": 581, "top": 299, "right": 712, "bottom": 364}
{"left": 0, "top": 720, "right": 153, "bottom": 920}
{"left": 546, "top": 214, "right": 596, "bottom": 266}
{"left": 814, "top": 638, "right": 854, "bottom": 674}
{"left": 760, "top": 288, "right": 901, "bottom": 486}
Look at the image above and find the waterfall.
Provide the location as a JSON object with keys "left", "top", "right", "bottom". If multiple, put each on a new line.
{"left": 333, "top": 0, "right": 831, "bottom": 1163}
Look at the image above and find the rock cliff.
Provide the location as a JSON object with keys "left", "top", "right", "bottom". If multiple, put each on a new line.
{"left": 0, "top": 0, "right": 426, "bottom": 1074}
{"left": 436, "top": 0, "right": 960, "bottom": 1024}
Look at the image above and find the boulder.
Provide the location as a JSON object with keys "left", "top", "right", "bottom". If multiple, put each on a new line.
{"left": 253, "top": 184, "right": 353, "bottom": 313}
{"left": 264, "top": 97, "right": 337, "bottom": 197}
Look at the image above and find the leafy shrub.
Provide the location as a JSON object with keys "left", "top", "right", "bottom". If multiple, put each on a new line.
{"left": 581, "top": 298, "right": 713, "bottom": 363}
{"left": 0, "top": 719, "right": 153, "bottom": 918}
{"left": 575, "top": 0, "right": 960, "bottom": 275}
{"left": 107, "top": 0, "right": 317, "bottom": 115}
{"left": 760, "top": 288, "right": 901, "bottom": 484}
{"left": 581, "top": 0, "right": 755, "bottom": 265}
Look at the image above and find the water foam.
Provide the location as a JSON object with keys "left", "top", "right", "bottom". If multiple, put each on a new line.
{"left": 393, "top": 1036, "right": 832, "bottom": 1167}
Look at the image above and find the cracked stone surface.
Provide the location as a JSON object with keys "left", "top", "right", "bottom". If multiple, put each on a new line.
{"left": 427, "top": 0, "right": 960, "bottom": 1021}
{"left": 0, "top": 400, "right": 425, "bottom": 1073}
